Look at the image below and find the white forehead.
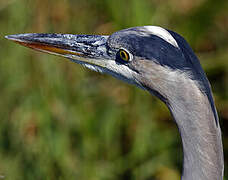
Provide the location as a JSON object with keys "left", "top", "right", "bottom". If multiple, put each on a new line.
{"left": 143, "top": 26, "right": 179, "bottom": 48}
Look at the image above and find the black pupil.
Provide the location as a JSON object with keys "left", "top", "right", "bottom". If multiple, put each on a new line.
{"left": 121, "top": 51, "right": 127, "bottom": 60}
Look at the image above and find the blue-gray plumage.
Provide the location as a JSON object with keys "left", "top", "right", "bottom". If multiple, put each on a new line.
{"left": 5, "top": 26, "right": 224, "bottom": 180}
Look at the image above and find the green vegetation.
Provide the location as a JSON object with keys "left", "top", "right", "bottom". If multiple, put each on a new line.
{"left": 0, "top": 0, "right": 228, "bottom": 179}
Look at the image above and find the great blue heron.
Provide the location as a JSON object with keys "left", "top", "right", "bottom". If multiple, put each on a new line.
{"left": 6, "top": 26, "right": 224, "bottom": 180}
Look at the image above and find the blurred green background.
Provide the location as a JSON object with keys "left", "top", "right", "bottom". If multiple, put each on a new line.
{"left": 0, "top": 0, "right": 228, "bottom": 179}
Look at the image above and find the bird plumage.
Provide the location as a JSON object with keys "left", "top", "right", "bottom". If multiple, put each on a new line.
{"left": 5, "top": 26, "right": 224, "bottom": 179}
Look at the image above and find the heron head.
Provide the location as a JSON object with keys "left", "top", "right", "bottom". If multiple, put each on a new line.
{"left": 5, "top": 26, "right": 209, "bottom": 103}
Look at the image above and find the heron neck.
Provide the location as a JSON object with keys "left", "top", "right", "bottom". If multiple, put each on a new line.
{"left": 166, "top": 89, "right": 224, "bottom": 180}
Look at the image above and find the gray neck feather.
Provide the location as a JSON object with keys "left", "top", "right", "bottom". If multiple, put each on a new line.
{"left": 136, "top": 60, "right": 224, "bottom": 179}
{"left": 168, "top": 90, "right": 224, "bottom": 180}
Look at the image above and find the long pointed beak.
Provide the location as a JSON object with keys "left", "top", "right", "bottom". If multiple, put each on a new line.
{"left": 5, "top": 32, "right": 142, "bottom": 88}
{"left": 5, "top": 33, "right": 110, "bottom": 67}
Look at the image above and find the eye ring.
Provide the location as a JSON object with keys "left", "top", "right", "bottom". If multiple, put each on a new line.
{"left": 118, "top": 49, "right": 133, "bottom": 63}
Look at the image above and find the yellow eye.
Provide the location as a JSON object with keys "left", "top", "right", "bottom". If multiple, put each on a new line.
{"left": 119, "top": 49, "right": 130, "bottom": 62}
